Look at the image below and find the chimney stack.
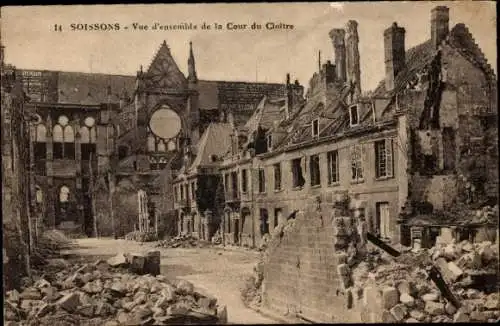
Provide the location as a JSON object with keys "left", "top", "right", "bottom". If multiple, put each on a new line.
{"left": 345, "top": 20, "right": 361, "bottom": 99}
{"left": 329, "top": 28, "right": 347, "bottom": 82}
{"left": 384, "top": 22, "right": 406, "bottom": 91}
{"left": 431, "top": 6, "right": 450, "bottom": 49}
{"left": 285, "top": 74, "right": 291, "bottom": 120}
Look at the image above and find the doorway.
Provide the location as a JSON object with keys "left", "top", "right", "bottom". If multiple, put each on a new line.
{"left": 376, "top": 202, "right": 391, "bottom": 239}
{"left": 260, "top": 209, "right": 269, "bottom": 236}
{"left": 234, "top": 218, "right": 240, "bottom": 244}
{"left": 274, "top": 208, "right": 282, "bottom": 230}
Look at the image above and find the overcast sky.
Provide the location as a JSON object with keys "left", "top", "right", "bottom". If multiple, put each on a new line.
{"left": 1, "top": 2, "right": 497, "bottom": 92}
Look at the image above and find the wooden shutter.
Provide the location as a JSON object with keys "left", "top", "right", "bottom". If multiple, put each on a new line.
{"left": 385, "top": 139, "right": 393, "bottom": 178}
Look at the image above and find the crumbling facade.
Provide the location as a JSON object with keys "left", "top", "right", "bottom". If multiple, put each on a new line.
{"left": 256, "top": 6, "right": 498, "bottom": 323}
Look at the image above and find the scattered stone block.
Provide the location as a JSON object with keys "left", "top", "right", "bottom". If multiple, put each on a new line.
{"left": 56, "top": 293, "right": 81, "bottom": 312}
{"left": 20, "top": 288, "right": 42, "bottom": 300}
{"left": 77, "top": 304, "right": 95, "bottom": 317}
{"left": 400, "top": 293, "right": 415, "bottom": 307}
{"left": 8, "top": 289, "right": 21, "bottom": 303}
{"left": 470, "top": 310, "right": 487, "bottom": 322}
{"left": 446, "top": 261, "right": 463, "bottom": 281}
{"left": 425, "top": 301, "right": 444, "bottom": 315}
{"left": 390, "top": 304, "right": 407, "bottom": 321}
{"left": 405, "top": 317, "right": 420, "bottom": 323}
{"left": 176, "top": 280, "right": 194, "bottom": 295}
{"left": 445, "top": 302, "right": 457, "bottom": 315}
{"left": 217, "top": 305, "right": 228, "bottom": 324}
{"left": 107, "top": 253, "right": 128, "bottom": 267}
{"left": 382, "top": 286, "right": 400, "bottom": 310}
{"left": 397, "top": 280, "right": 413, "bottom": 295}
{"left": 128, "top": 253, "right": 146, "bottom": 274}
{"left": 485, "top": 293, "right": 500, "bottom": 310}
{"left": 363, "top": 286, "right": 382, "bottom": 308}
{"left": 35, "top": 302, "right": 53, "bottom": 318}
{"left": 382, "top": 309, "right": 397, "bottom": 323}
{"left": 453, "top": 311, "right": 470, "bottom": 322}
{"left": 145, "top": 251, "right": 161, "bottom": 276}
{"left": 421, "top": 292, "right": 439, "bottom": 302}
{"left": 409, "top": 310, "right": 425, "bottom": 321}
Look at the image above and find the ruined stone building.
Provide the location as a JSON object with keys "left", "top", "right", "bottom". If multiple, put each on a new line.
{"left": 8, "top": 40, "right": 291, "bottom": 237}
{"left": 2, "top": 43, "right": 35, "bottom": 285}
{"left": 173, "top": 6, "right": 497, "bottom": 250}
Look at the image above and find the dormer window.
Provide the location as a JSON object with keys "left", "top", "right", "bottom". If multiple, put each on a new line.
{"left": 349, "top": 104, "right": 359, "bottom": 126}
{"left": 267, "top": 134, "right": 273, "bottom": 150}
{"left": 312, "top": 119, "right": 319, "bottom": 137}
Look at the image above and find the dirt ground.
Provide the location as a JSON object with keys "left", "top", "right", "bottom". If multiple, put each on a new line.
{"left": 69, "top": 238, "right": 278, "bottom": 324}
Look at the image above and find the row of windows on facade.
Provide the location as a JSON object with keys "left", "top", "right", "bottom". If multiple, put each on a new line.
{"left": 174, "top": 181, "right": 197, "bottom": 203}
{"left": 33, "top": 115, "right": 115, "bottom": 160}
{"left": 227, "top": 138, "right": 394, "bottom": 196}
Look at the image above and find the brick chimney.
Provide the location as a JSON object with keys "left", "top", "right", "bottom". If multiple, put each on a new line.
{"left": 345, "top": 20, "right": 361, "bottom": 99}
{"left": 285, "top": 73, "right": 291, "bottom": 120}
{"left": 431, "top": 6, "right": 450, "bottom": 49}
{"left": 384, "top": 22, "right": 406, "bottom": 91}
{"left": 329, "top": 28, "right": 347, "bottom": 82}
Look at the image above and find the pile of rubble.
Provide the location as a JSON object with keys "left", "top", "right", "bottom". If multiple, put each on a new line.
{"left": 211, "top": 230, "right": 222, "bottom": 245}
{"left": 351, "top": 240, "right": 499, "bottom": 323}
{"left": 155, "top": 235, "right": 210, "bottom": 249}
{"left": 4, "top": 253, "right": 227, "bottom": 326}
{"left": 125, "top": 231, "right": 159, "bottom": 243}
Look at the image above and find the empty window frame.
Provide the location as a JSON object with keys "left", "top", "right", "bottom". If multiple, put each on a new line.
{"left": 310, "top": 154, "right": 321, "bottom": 186}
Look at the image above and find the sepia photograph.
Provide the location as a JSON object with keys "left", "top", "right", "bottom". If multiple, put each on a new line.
{"left": 1, "top": 1, "right": 498, "bottom": 324}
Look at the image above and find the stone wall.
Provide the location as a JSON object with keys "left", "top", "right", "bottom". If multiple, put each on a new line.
{"left": 261, "top": 195, "right": 373, "bottom": 323}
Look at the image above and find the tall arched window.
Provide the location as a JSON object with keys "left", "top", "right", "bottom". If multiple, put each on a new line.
{"left": 56, "top": 185, "right": 71, "bottom": 225}
{"left": 64, "top": 125, "right": 75, "bottom": 159}
{"left": 167, "top": 140, "right": 176, "bottom": 151}
{"left": 157, "top": 140, "right": 166, "bottom": 152}
{"left": 81, "top": 117, "right": 97, "bottom": 160}
{"left": 53, "top": 124, "right": 64, "bottom": 158}
{"left": 36, "top": 124, "right": 47, "bottom": 142}
{"left": 35, "top": 186, "right": 43, "bottom": 204}
{"left": 35, "top": 124, "right": 47, "bottom": 160}
{"left": 80, "top": 126, "right": 90, "bottom": 143}
{"left": 59, "top": 185, "right": 70, "bottom": 202}
{"left": 52, "top": 115, "right": 76, "bottom": 159}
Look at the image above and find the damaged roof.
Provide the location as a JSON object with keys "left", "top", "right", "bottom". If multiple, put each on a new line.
{"left": 372, "top": 22, "right": 497, "bottom": 99}
{"left": 19, "top": 69, "right": 136, "bottom": 106}
{"left": 187, "top": 122, "right": 234, "bottom": 174}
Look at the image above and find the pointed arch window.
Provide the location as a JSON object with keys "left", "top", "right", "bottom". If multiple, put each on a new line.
{"left": 167, "top": 140, "right": 176, "bottom": 151}
{"left": 64, "top": 125, "right": 75, "bottom": 159}
{"left": 52, "top": 115, "right": 76, "bottom": 159}
{"left": 35, "top": 124, "right": 47, "bottom": 159}
{"left": 80, "top": 124, "right": 97, "bottom": 160}
{"left": 80, "top": 126, "right": 90, "bottom": 143}
{"left": 36, "top": 124, "right": 47, "bottom": 142}
{"left": 53, "top": 124, "right": 64, "bottom": 158}
{"left": 157, "top": 140, "right": 166, "bottom": 152}
{"left": 35, "top": 186, "right": 43, "bottom": 204}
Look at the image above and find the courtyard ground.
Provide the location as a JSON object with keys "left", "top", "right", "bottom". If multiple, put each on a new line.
{"left": 68, "top": 238, "right": 279, "bottom": 324}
